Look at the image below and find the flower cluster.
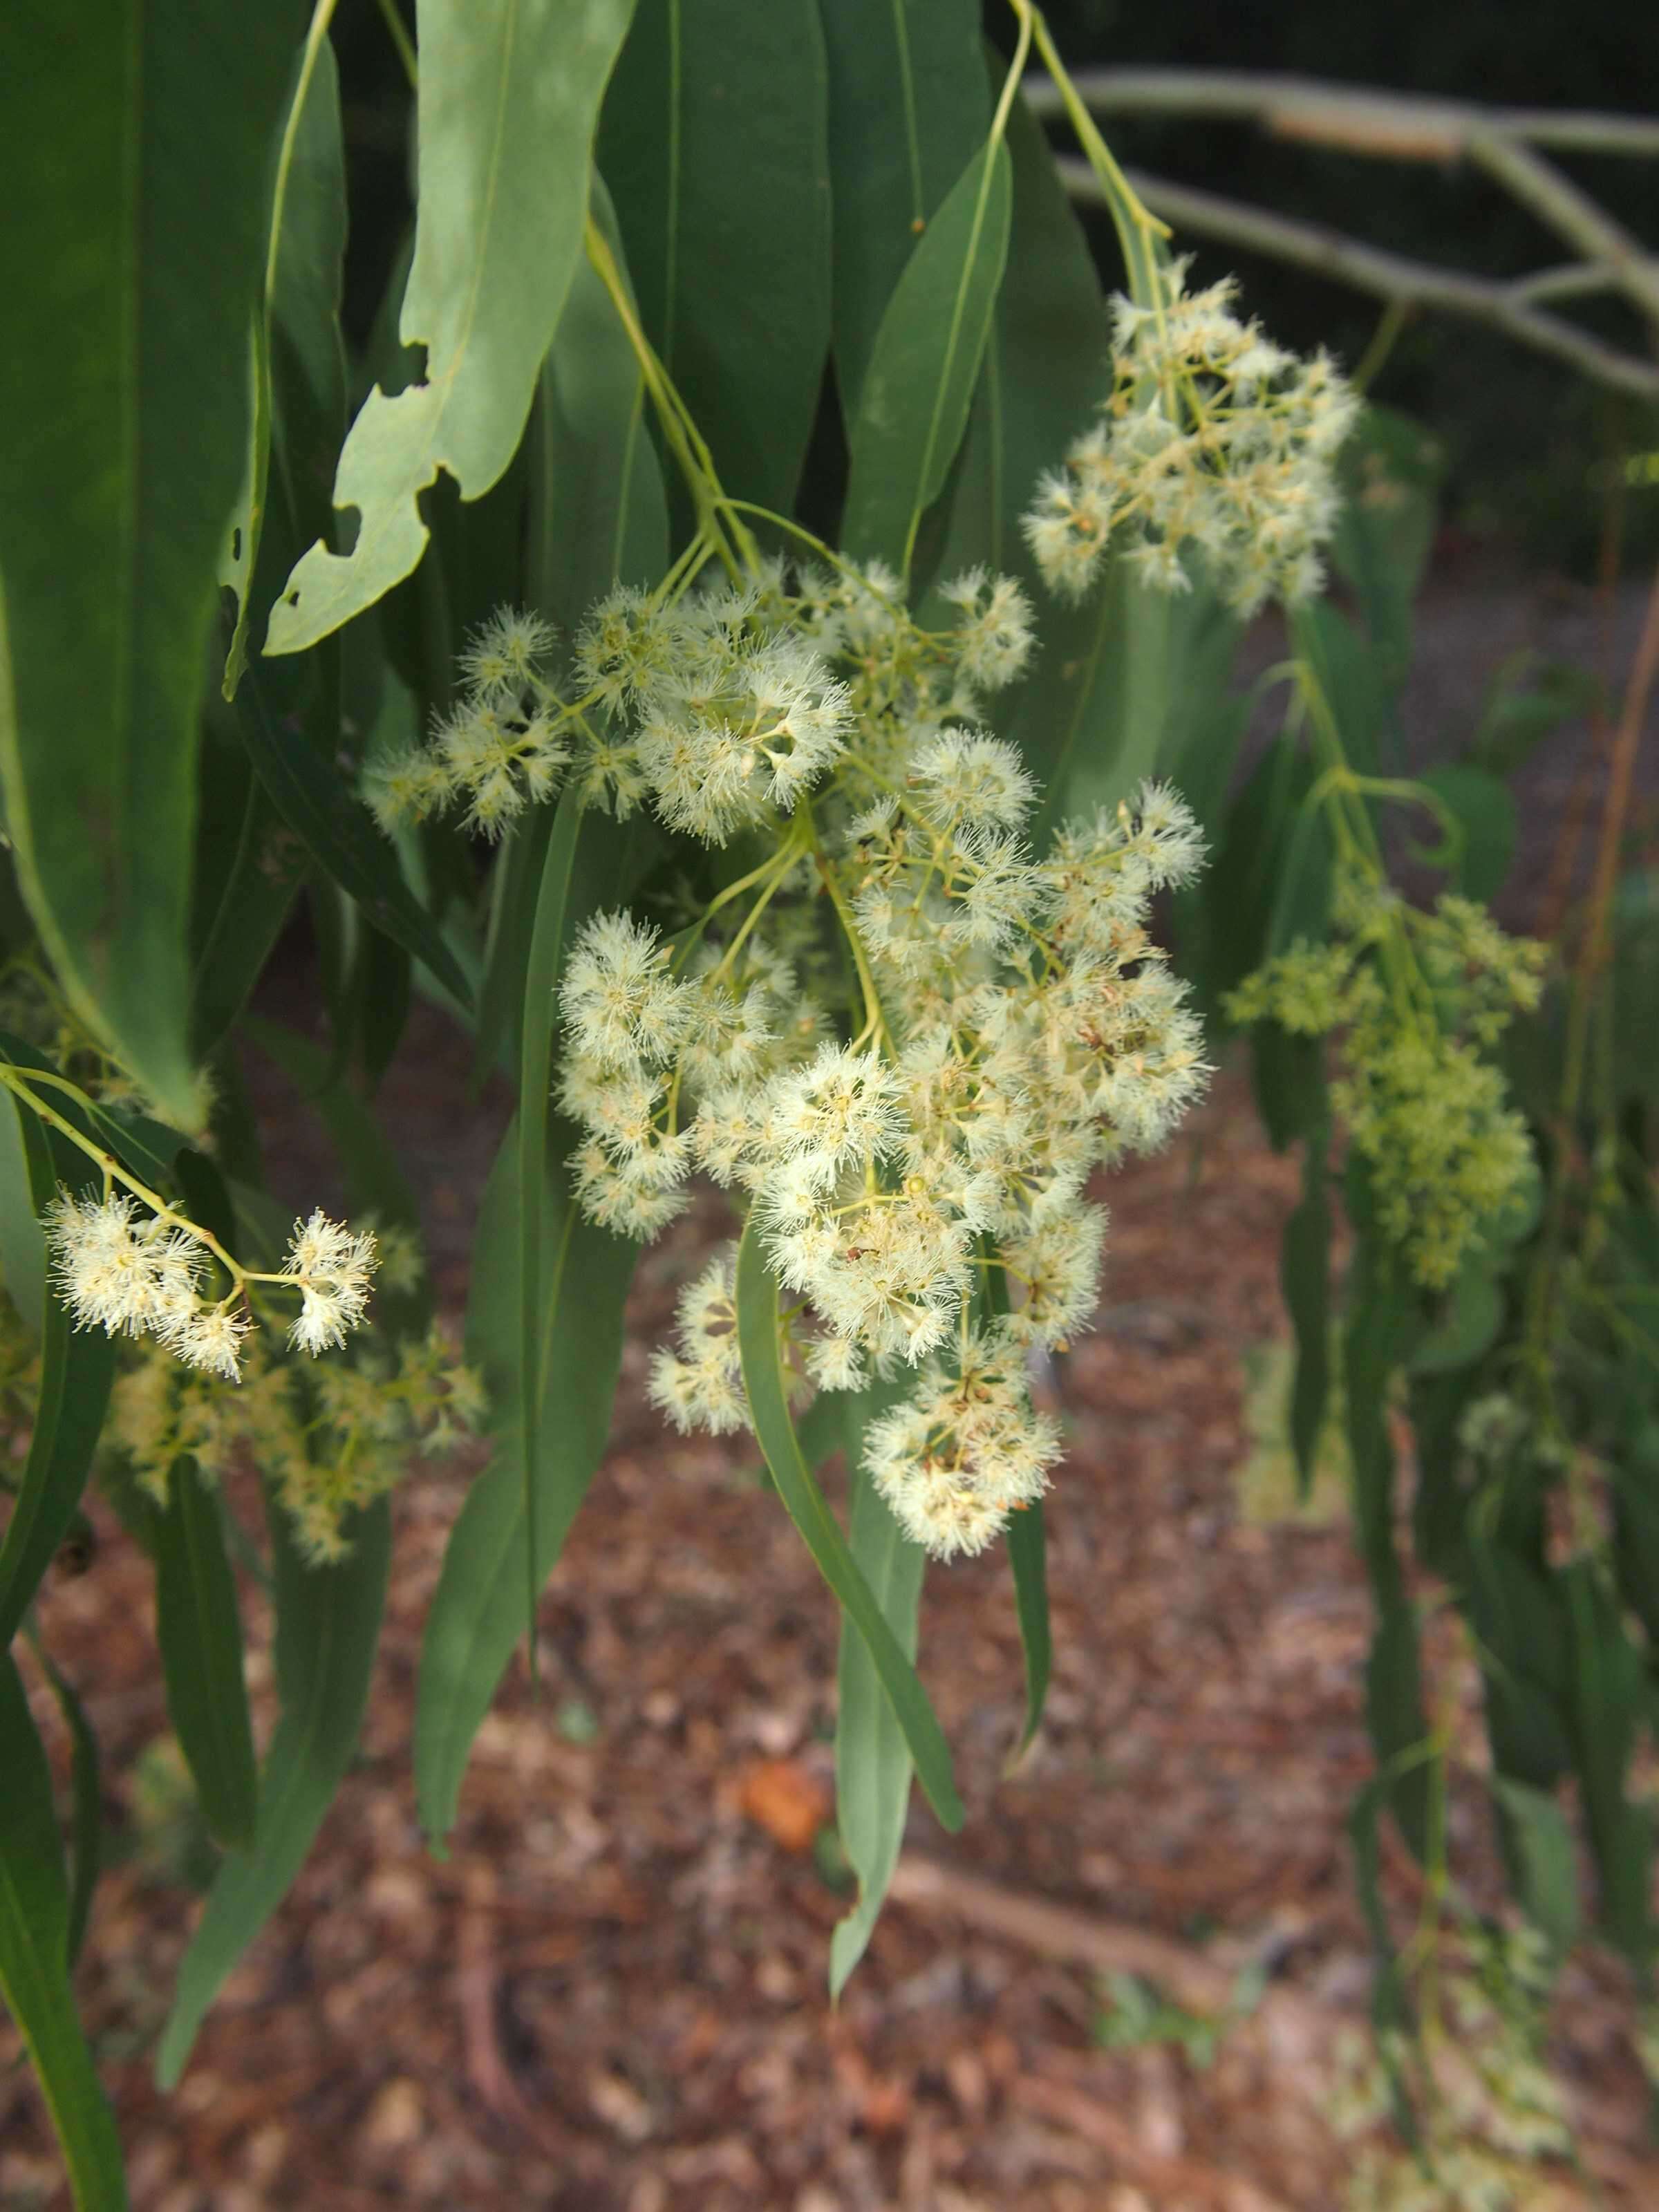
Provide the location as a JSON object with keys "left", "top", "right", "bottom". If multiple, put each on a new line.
{"left": 366, "top": 555, "right": 1038, "bottom": 861}
{"left": 108, "top": 1311, "right": 487, "bottom": 1563}
{"left": 1023, "top": 259, "right": 1357, "bottom": 617}
{"left": 47, "top": 1192, "right": 378, "bottom": 1382}
{"left": 367, "top": 609, "right": 570, "bottom": 840}
{"left": 1228, "top": 883, "right": 1546, "bottom": 1290}
{"left": 549, "top": 563, "right": 1208, "bottom": 1559}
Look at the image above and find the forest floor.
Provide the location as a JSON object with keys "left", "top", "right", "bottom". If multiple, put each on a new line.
{"left": 4, "top": 559, "right": 1659, "bottom": 2211}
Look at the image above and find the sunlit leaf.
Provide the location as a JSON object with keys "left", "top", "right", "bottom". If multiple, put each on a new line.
{"left": 267, "top": 0, "right": 638, "bottom": 654}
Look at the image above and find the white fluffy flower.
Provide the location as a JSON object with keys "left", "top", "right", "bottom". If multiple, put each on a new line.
{"left": 281, "top": 1209, "right": 379, "bottom": 1356}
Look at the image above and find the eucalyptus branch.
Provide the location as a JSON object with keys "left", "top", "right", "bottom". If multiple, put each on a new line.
{"left": 1022, "top": 67, "right": 1659, "bottom": 162}
{"left": 1055, "top": 161, "right": 1659, "bottom": 402}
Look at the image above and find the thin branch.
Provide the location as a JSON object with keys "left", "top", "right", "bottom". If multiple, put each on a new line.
{"left": 1465, "top": 129, "right": 1659, "bottom": 324}
{"left": 1022, "top": 68, "right": 1659, "bottom": 161}
{"left": 1053, "top": 160, "right": 1659, "bottom": 402}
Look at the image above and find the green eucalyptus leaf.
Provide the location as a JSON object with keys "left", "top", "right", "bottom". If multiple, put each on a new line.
{"left": 221, "top": 26, "right": 348, "bottom": 695}
{"left": 1415, "top": 762, "right": 1517, "bottom": 903}
{"left": 268, "top": 0, "right": 638, "bottom": 653}
{"left": 232, "top": 647, "right": 472, "bottom": 1007}
{"left": 0, "top": 1089, "right": 48, "bottom": 1336}
{"left": 529, "top": 178, "right": 670, "bottom": 639}
{"left": 841, "top": 138, "right": 1011, "bottom": 580}
{"left": 1006, "top": 1500, "right": 1051, "bottom": 1754}
{"left": 818, "top": 0, "right": 986, "bottom": 415}
{"left": 413, "top": 1109, "right": 637, "bottom": 1841}
{"left": 189, "top": 749, "right": 306, "bottom": 1062}
{"left": 1332, "top": 406, "right": 1442, "bottom": 694}
{"left": 0, "top": 1651, "right": 127, "bottom": 2209}
{"left": 153, "top": 1464, "right": 259, "bottom": 1853}
{"left": 735, "top": 1215, "right": 962, "bottom": 1830}
{"left": 0, "top": 0, "right": 304, "bottom": 1126}
{"left": 242, "top": 1018, "right": 420, "bottom": 1236}
{"left": 28, "top": 1636, "right": 102, "bottom": 1971}
{"left": 156, "top": 1492, "right": 391, "bottom": 2088}
{"left": 831, "top": 1387, "right": 926, "bottom": 1999}
{"left": 1490, "top": 1777, "right": 1580, "bottom": 1960}
{"left": 1283, "top": 1129, "right": 1331, "bottom": 1500}
{"left": 600, "top": 0, "right": 832, "bottom": 515}
{"left": 0, "top": 1104, "right": 115, "bottom": 1650}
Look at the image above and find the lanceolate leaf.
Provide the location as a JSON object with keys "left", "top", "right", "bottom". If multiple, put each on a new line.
{"left": 1282, "top": 1127, "right": 1332, "bottom": 1501}
{"left": 518, "top": 792, "right": 590, "bottom": 1666}
{"left": 0, "top": 1089, "right": 48, "bottom": 1337}
{"left": 1006, "top": 1502, "right": 1051, "bottom": 1755}
{"left": 153, "top": 1463, "right": 259, "bottom": 1853}
{"left": 842, "top": 138, "right": 1011, "bottom": 580}
{"left": 529, "top": 179, "right": 670, "bottom": 639}
{"left": 415, "top": 803, "right": 647, "bottom": 1839}
{"left": 0, "top": 1108, "right": 115, "bottom": 1651}
{"left": 818, "top": 0, "right": 987, "bottom": 415}
{"left": 600, "top": 0, "right": 832, "bottom": 515}
{"left": 232, "top": 647, "right": 472, "bottom": 1007}
{"left": 831, "top": 1390, "right": 926, "bottom": 1998}
{"left": 267, "top": 0, "right": 639, "bottom": 655}
{"left": 0, "top": 1652, "right": 128, "bottom": 2210}
{"left": 735, "top": 1216, "right": 962, "bottom": 1830}
{"left": 413, "top": 1111, "right": 637, "bottom": 1840}
{"left": 221, "top": 23, "right": 348, "bottom": 695}
{"left": 29, "top": 1640, "right": 103, "bottom": 1970}
{"left": 0, "top": 0, "right": 304, "bottom": 1126}
{"left": 156, "top": 1492, "right": 391, "bottom": 2088}
{"left": 930, "top": 76, "right": 1104, "bottom": 592}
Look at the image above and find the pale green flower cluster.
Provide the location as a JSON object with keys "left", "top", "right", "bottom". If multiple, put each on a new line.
{"left": 1023, "top": 258, "right": 1358, "bottom": 617}
{"left": 1228, "top": 886, "right": 1546, "bottom": 1291}
{"left": 1331, "top": 1924, "right": 1574, "bottom": 2211}
{"left": 46, "top": 1194, "right": 377, "bottom": 1381}
{"left": 108, "top": 1296, "right": 487, "bottom": 1564}
{"left": 549, "top": 562, "right": 1208, "bottom": 1559}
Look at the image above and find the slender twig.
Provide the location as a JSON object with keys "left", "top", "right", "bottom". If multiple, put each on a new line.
{"left": 1022, "top": 68, "right": 1659, "bottom": 161}
{"left": 1465, "top": 130, "right": 1659, "bottom": 324}
{"left": 1053, "top": 161, "right": 1659, "bottom": 402}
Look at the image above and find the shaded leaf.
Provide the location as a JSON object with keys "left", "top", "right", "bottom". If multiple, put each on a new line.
{"left": 221, "top": 25, "right": 348, "bottom": 694}
{"left": 601, "top": 0, "right": 832, "bottom": 514}
{"left": 413, "top": 1112, "right": 637, "bottom": 1840}
{"left": 232, "top": 647, "right": 471, "bottom": 1006}
{"left": 0, "top": 1651, "right": 127, "bottom": 2207}
{"left": 831, "top": 1387, "right": 925, "bottom": 1998}
{"left": 1491, "top": 1777, "right": 1580, "bottom": 1960}
{"left": 0, "top": 1103, "right": 115, "bottom": 1650}
{"left": 529, "top": 178, "right": 669, "bottom": 639}
{"left": 1006, "top": 1501, "right": 1051, "bottom": 1755}
{"left": 268, "top": 0, "right": 638, "bottom": 653}
{"left": 841, "top": 138, "right": 1011, "bottom": 579}
{"left": 153, "top": 1465, "right": 259, "bottom": 1853}
{"left": 156, "top": 1492, "right": 391, "bottom": 2087}
{"left": 28, "top": 1638, "right": 102, "bottom": 1970}
{"left": 818, "top": 0, "right": 986, "bottom": 415}
{"left": 1283, "top": 1128, "right": 1331, "bottom": 1499}
{"left": 0, "top": 0, "right": 304, "bottom": 1125}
